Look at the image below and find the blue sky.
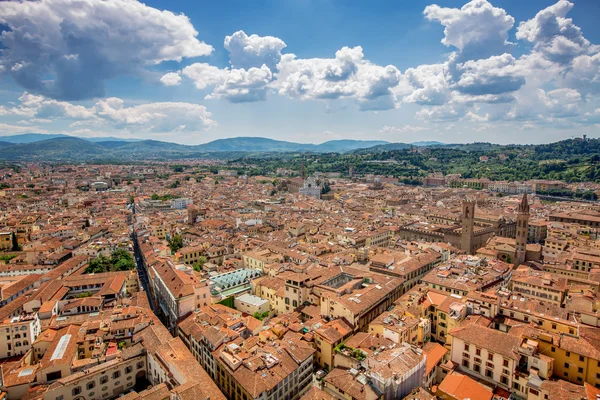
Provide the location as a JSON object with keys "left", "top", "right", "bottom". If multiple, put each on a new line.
{"left": 1, "top": 0, "right": 599, "bottom": 145}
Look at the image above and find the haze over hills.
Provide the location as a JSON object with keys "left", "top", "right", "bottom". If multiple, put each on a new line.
{"left": 0, "top": 134, "right": 429, "bottom": 159}
{"left": 0, "top": 137, "right": 393, "bottom": 160}
{"left": 0, "top": 133, "right": 392, "bottom": 151}
{"left": 0, "top": 133, "right": 143, "bottom": 144}
{"left": 0, "top": 133, "right": 580, "bottom": 162}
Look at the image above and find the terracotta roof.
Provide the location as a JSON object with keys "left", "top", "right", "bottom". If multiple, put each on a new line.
{"left": 438, "top": 371, "right": 493, "bottom": 400}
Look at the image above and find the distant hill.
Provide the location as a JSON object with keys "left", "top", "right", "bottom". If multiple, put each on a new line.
{"left": 0, "top": 137, "right": 108, "bottom": 161}
{"left": 312, "top": 140, "right": 390, "bottom": 152}
{"left": 0, "top": 133, "right": 142, "bottom": 144}
{"left": 194, "top": 137, "right": 389, "bottom": 153}
{"left": 412, "top": 141, "right": 445, "bottom": 147}
{"left": 0, "top": 134, "right": 496, "bottom": 161}
{"left": 0, "top": 133, "right": 71, "bottom": 143}
{"left": 86, "top": 137, "right": 142, "bottom": 143}
{"left": 195, "top": 137, "right": 302, "bottom": 152}
{"left": 96, "top": 141, "right": 133, "bottom": 149}
{"left": 0, "top": 141, "right": 13, "bottom": 148}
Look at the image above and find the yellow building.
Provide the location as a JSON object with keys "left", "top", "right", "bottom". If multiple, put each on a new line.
{"left": 314, "top": 319, "right": 353, "bottom": 370}
{"left": 0, "top": 231, "right": 13, "bottom": 251}
{"left": 519, "top": 326, "right": 600, "bottom": 387}
{"left": 252, "top": 276, "right": 287, "bottom": 315}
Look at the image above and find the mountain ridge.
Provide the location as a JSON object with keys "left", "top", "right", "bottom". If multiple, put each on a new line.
{"left": 0, "top": 134, "right": 396, "bottom": 154}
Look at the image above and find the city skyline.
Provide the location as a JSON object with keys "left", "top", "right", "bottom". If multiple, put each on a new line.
{"left": 1, "top": 0, "right": 600, "bottom": 145}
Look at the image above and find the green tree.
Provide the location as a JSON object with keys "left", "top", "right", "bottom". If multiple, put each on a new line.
{"left": 0, "top": 254, "right": 18, "bottom": 263}
{"left": 112, "top": 250, "right": 136, "bottom": 271}
{"left": 85, "top": 255, "right": 111, "bottom": 274}
{"left": 85, "top": 250, "right": 136, "bottom": 274}
{"left": 193, "top": 256, "right": 208, "bottom": 272}
{"left": 169, "top": 234, "right": 183, "bottom": 253}
{"left": 253, "top": 311, "right": 270, "bottom": 321}
{"left": 11, "top": 232, "right": 20, "bottom": 251}
{"left": 168, "top": 180, "right": 181, "bottom": 189}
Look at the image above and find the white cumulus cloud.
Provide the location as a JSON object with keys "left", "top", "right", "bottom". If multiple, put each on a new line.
{"left": 275, "top": 46, "right": 401, "bottom": 110}
{"left": 224, "top": 30, "right": 287, "bottom": 70}
{"left": 516, "top": 0, "right": 595, "bottom": 64}
{"left": 160, "top": 72, "right": 183, "bottom": 87}
{"left": 424, "top": 0, "right": 515, "bottom": 61}
{"left": 0, "top": 0, "right": 213, "bottom": 100}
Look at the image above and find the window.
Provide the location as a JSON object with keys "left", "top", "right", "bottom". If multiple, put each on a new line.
{"left": 578, "top": 367, "right": 583, "bottom": 373}
{"left": 56, "top": 396, "right": 64, "bottom": 400}
{"left": 530, "top": 389, "right": 539, "bottom": 396}
{"left": 100, "top": 376, "right": 108, "bottom": 384}
{"left": 87, "top": 382, "right": 95, "bottom": 390}
{"left": 474, "top": 364, "right": 481, "bottom": 373}
{"left": 501, "top": 376, "right": 508, "bottom": 385}
{"left": 566, "top": 351, "right": 571, "bottom": 357}
{"left": 125, "top": 366, "right": 133, "bottom": 374}
{"left": 476, "top": 348, "right": 481, "bottom": 356}
{"left": 579, "top": 356, "right": 584, "bottom": 362}
{"left": 565, "top": 362, "right": 570, "bottom": 368}
{"left": 513, "top": 383, "right": 520, "bottom": 391}
{"left": 462, "top": 359, "right": 469, "bottom": 368}
{"left": 485, "top": 369, "right": 493, "bottom": 378}
{"left": 464, "top": 344, "right": 470, "bottom": 351}
{"left": 72, "top": 387, "right": 82, "bottom": 396}
{"left": 551, "top": 347, "right": 556, "bottom": 352}
{"left": 137, "top": 361, "right": 144, "bottom": 369}
{"left": 113, "top": 371, "right": 121, "bottom": 379}
{"left": 488, "top": 353, "right": 494, "bottom": 361}
{"left": 503, "top": 359, "right": 509, "bottom": 367}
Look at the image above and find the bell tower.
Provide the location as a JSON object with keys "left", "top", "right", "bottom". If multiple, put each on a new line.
{"left": 461, "top": 200, "right": 475, "bottom": 254}
{"left": 515, "top": 193, "right": 530, "bottom": 265}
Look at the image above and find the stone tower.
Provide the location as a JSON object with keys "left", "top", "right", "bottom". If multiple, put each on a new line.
{"left": 515, "top": 193, "right": 530, "bottom": 265}
{"left": 187, "top": 204, "right": 199, "bottom": 225}
{"left": 461, "top": 200, "right": 475, "bottom": 254}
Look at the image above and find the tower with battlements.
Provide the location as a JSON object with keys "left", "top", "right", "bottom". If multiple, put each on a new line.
{"left": 461, "top": 200, "right": 475, "bottom": 254}
{"left": 515, "top": 193, "right": 530, "bottom": 265}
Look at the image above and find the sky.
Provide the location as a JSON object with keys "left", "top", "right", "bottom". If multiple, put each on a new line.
{"left": 0, "top": 0, "right": 599, "bottom": 145}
